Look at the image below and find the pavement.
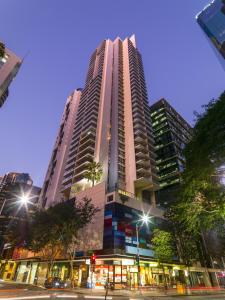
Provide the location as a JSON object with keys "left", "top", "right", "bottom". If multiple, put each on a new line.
{"left": 0, "top": 281, "right": 225, "bottom": 300}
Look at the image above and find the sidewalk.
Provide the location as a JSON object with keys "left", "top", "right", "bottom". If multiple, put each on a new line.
{"left": 68, "top": 286, "right": 225, "bottom": 298}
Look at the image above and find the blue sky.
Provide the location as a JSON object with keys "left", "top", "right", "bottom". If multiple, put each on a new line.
{"left": 0, "top": 0, "right": 224, "bottom": 187}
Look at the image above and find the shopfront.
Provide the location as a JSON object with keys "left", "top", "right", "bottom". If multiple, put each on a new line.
{"left": 86, "top": 258, "right": 186, "bottom": 289}
{"left": 10, "top": 257, "right": 219, "bottom": 289}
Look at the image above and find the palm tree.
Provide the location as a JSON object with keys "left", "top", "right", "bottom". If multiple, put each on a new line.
{"left": 84, "top": 161, "right": 103, "bottom": 187}
{"left": 0, "top": 42, "right": 5, "bottom": 58}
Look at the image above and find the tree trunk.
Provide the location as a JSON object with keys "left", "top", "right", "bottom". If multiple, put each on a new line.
{"left": 162, "top": 264, "right": 167, "bottom": 291}
{"left": 46, "top": 260, "right": 54, "bottom": 279}
{"left": 69, "top": 249, "right": 76, "bottom": 288}
{"left": 70, "top": 259, "right": 74, "bottom": 288}
{"left": 92, "top": 179, "right": 95, "bottom": 187}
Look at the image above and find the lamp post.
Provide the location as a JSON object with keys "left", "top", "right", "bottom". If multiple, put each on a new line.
{"left": 0, "top": 193, "right": 29, "bottom": 215}
{"left": 135, "top": 213, "right": 152, "bottom": 290}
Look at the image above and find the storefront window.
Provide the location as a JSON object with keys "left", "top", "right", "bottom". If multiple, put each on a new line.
{"left": 94, "top": 265, "right": 109, "bottom": 288}
{"left": 114, "top": 266, "right": 121, "bottom": 283}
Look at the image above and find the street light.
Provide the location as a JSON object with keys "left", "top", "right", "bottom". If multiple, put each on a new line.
{"left": 0, "top": 192, "right": 30, "bottom": 215}
{"left": 18, "top": 194, "right": 29, "bottom": 205}
{"left": 135, "top": 213, "right": 152, "bottom": 289}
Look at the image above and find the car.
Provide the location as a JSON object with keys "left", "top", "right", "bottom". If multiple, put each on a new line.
{"left": 44, "top": 277, "right": 68, "bottom": 289}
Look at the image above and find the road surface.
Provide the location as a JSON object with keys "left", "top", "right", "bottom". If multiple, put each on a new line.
{"left": 1, "top": 281, "right": 225, "bottom": 299}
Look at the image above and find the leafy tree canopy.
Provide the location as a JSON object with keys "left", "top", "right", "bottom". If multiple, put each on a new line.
{"left": 84, "top": 161, "right": 103, "bottom": 187}
{"left": 7, "top": 197, "right": 99, "bottom": 261}
{"left": 152, "top": 229, "right": 175, "bottom": 263}
{"left": 169, "top": 92, "right": 225, "bottom": 235}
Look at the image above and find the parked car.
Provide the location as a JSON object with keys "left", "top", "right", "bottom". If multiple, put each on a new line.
{"left": 44, "top": 277, "right": 68, "bottom": 289}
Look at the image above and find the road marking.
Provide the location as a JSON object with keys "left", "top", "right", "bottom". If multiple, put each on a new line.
{"left": 56, "top": 295, "right": 78, "bottom": 298}
{"left": 0, "top": 290, "right": 24, "bottom": 293}
{"left": 84, "top": 296, "right": 112, "bottom": 299}
{"left": 0, "top": 295, "right": 50, "bottom": 300}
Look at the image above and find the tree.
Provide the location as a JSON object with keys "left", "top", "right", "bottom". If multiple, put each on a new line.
{"left": 6, "top": 197, "right": 100, "bottom": 286}
{"left": 152, "top": 229, "right": 175, "bottom": 288}
{"left": 52, "top": 197, "right": 100, "bottom": 287}
{"left": 0, "top": 42, "right": 5, "bottom": 58}
{"left": 170, "top": 92, "right": 225, "bottom": 235}
{"left": 84, "top": 161, "right": 103, "bottom": 187}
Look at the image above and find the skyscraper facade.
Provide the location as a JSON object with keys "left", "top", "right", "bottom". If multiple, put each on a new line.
{"left": 40, "top": 35, "right": 158, "bottom": 208}
{"left": 150, "top": 99, "right": 192, "bottom": 207}
{"left": 37, "top": 36, "right": 170, "bottom": 287}
{"left": 196, "top": 0, "right": 225, "bottom": 69}
{"left": 40, "top": 89, "right": 82, "bottom": 208}
{"left": 0, "top": 43, "right": 22, "bottom": 107}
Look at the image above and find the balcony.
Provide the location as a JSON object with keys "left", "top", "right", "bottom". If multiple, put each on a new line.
{"left": 76, "top": 145, "right": 94, "bottom": 160}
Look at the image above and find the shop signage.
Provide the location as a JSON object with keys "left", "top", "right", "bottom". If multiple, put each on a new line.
{"left": 85, "top": 259, "right": 90, "bottom": 265}
{"left": 96, "top": 260, "right": 104, "bottom": 265}
{"left": 122, "top": 259, "right": 134, "bottom": 266}
{"left": 130, "top": 266, "right": 138, "bottom": 272}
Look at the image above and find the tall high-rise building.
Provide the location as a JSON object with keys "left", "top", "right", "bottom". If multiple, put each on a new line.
{"left": 38, "top": 37, "right": 169, "bottom": 285}
{"left": 196, "top": 0, "right": 225, "bottom": 69}
{"left": 40, "top": 35, "right": 158, "bottom": 208}
{"left": 150, "top": 99, "right": 192, "bottom": 207}
{"left": 40, "top": 89, "right": 82, "bottom": 207}
{"left": 0, "top": 42, "right": 22, "bottom": 107}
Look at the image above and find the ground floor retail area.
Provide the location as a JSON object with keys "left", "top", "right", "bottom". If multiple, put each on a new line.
{"left": 0, "top": 256, "right": 224, "bottom": 289}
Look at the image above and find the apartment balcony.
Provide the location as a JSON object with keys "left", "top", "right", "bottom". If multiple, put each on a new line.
{"left": 73, "top": 168, "right": 87, "bottom": 182}
{"left": 65, "top": 157, "right": 76, "bottom": 169}
{"left": 76, "top": 145, "right": 94, "bottom": 160}
{"left": 78, "top": 139, "right": 95, "bottom": 153}
{"left": 133, "top": 120, "right": 146, "bottom": 130}
{"left": 136, "top": 165, "right": 151, "bottom": 177}
{"left": 80, "top": 129, "right": 95, "bottom": 140}
{"left": 63, "top": 167, "right": 74, "bottom": 177}
{"left": 136, "top": 158, "right": 150, "bottom": 167}
{"left": 75, "top": 152, "right": 93, "bottom": 166}
{"left": 68, "top": 148, "right": 77, "bottom": 159}
{"left": 62, "top": 176, "right": 72, "bottom": 186}
{"left": 62, "top": 174, "right": 74, "bottom": 184}
{"left": 134, "top": 135, "right": 148, "bottom": 146}
{"left": 135, "top": 150, "right": 149, "bottom": 159}
{"left": 74, "top": 160, "right": 90, "bottom": 173}
{"left": 134, "top": 128, "right": 147, "bottom": 140}
{"left": 61, "top": 181, "right": 72, "bottom": 193}
{"left": 134, "top": 143, "right": 148, "bottom": 152}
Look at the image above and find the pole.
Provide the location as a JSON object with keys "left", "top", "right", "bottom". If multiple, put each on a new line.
{"left": 0, "top": 199, "right": 6, "bottom": 215}
{"left": 136, "top": 223, "right": 140, "bottom": 290}
{"left": 222, "top": 257, "right": 225, "bottom": 270}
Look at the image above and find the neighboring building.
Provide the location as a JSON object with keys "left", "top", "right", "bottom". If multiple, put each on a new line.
{"left": 196, "top": 0, "right": 225, "bottom": 69}
{"left": 0, "top": 42, "right": 22, "bottom": 107}
{"left": 150, "top": 99, "right": 192, "bottom": 207}
{"left": 0, "top": 172, "right": 41, "bottom": 256}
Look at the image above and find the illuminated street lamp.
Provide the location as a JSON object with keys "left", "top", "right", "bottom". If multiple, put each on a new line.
{"left": 18, "top": 194, "right": 29, "bottom": 205}
{"left": 0, "top": 192, "right": 30, "bottom": 215}
{"left": 136, "top": 213, "right": 152, "bottom": 289}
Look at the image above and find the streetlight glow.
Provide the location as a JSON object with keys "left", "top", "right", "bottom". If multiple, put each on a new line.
{"left": 18, "top": 194, "right": 29, "bottom": 204}
{"left": 139, "top": 213, "right": 152, "bottom": 225}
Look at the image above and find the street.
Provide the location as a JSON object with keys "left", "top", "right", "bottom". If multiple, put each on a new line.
{"left": 1, "top": 282, "right": 225, "bottom": 300}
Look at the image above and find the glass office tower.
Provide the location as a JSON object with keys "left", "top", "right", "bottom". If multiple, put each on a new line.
{"left": 196, "top": 0, "right": 225, "bottom": 69}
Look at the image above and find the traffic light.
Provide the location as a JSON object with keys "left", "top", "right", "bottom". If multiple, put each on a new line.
{"left": 90, "top": 253, "right": 96, "bottom": 265}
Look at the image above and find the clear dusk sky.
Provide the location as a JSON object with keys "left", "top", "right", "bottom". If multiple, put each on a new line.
{"left": 0, "top": 0, "right": 224, "bottom": 187}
